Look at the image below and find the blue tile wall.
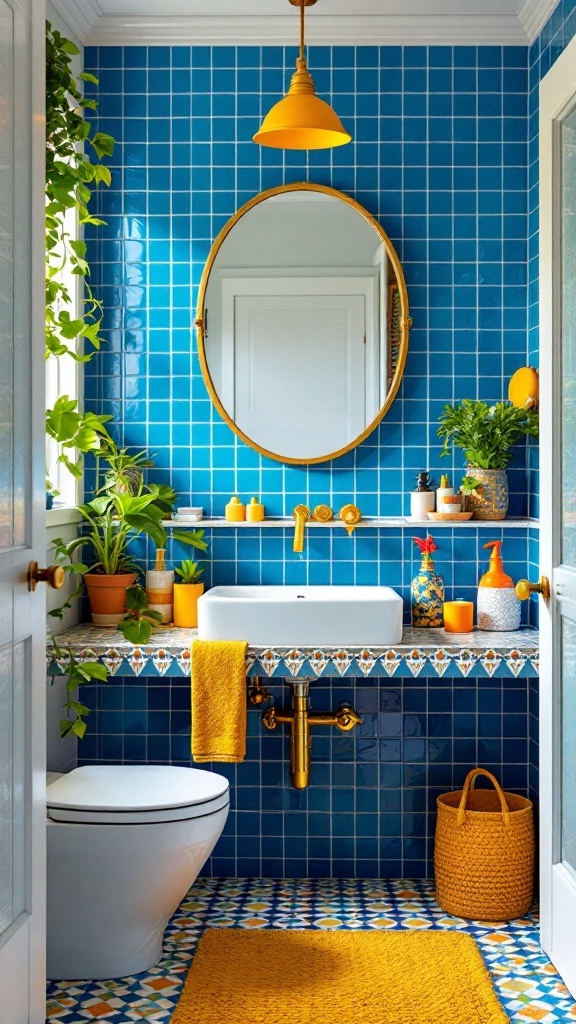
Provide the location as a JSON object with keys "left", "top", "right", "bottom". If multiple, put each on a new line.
{"left": 79, "top": 42, "right": 540, "bottom": 879}
{"left": 527, "top": 0, "right": 576, "bottom": 536}
{"left": 524, "top": 0, "right": 576, "bottom": 799}
{"left": 78, "top": 672, "right": 531, "bottom": 879}
{"left": 83, "top": 43, "right": 532, "bottom": 528}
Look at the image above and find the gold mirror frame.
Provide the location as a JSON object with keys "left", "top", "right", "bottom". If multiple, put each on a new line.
{"left": 195, "top": 182, "right": 412, "bottom": 465}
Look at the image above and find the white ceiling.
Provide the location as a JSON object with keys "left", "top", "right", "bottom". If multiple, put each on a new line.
{"left": 52, "top": 0, "right": 557, "bottom": 47}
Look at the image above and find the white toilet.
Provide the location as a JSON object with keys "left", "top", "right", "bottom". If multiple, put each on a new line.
{"left": 46, "top": 764, "right": 229, "bottom": 980}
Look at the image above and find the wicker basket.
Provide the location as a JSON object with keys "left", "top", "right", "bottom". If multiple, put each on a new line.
{"left": 435, "top": 768, "right": 534, "bottom": 921}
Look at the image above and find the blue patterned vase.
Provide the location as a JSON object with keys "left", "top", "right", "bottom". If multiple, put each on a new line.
{"left": 411, "top": 556, "right": 445, "bottom": 628}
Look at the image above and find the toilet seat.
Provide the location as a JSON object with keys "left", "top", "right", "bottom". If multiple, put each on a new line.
{"left": 47, "top": 764, "right": 230, "bottom": 824}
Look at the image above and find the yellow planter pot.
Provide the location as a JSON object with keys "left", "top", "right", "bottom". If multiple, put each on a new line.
{"left": 173, "top": 582, "right": 205, "bottom": 628}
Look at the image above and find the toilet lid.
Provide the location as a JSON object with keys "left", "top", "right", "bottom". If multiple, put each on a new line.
{"left": 47, "top": 765, "right": 230, "bottom": 824}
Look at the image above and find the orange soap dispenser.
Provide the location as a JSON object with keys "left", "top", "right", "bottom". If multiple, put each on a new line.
{"left": 477, "top": 540, "right": 521, "bottom": 632}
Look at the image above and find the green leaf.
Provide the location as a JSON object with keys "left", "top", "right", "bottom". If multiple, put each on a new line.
{"left": 124, "top": 585, "right": 149, "bottom": 611}
{"left": 77, "top": 662, "right": 109, "bottom": 681}
{"left": 72, "top": 719, "right": 87, "bottom": 739}
{"left": 91, "top": 132, "right": 115, "bottom": 157}
{"left": 79, "top": 70, "right": 98, "bottom": 84}
{"left": 117, "top": 618, "right": 156, "bottom": 645}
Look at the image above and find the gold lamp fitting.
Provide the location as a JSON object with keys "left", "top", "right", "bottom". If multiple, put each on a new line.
{"left": 253, "top": 0, "right": 352, "bottom": 150}
{"left": 515, "top": 576, "right": 550, "bottom": 601}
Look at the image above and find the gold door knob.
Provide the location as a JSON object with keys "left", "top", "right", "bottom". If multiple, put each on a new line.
{"left": 515, "top": 576, "right": 550, "bottom": 601}
{"left": 27, "top": 561, "right": 65, "bottom": 592}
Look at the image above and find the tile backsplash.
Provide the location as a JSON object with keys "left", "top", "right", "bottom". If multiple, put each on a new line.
{"left": 79, "top": 672, "right": 532, "bottom": 879}
{"left": 84, "top": 43, "right": 531, "bottom": 528}
{"left": 75, "top": 35, "right": 567, "bottom": 878}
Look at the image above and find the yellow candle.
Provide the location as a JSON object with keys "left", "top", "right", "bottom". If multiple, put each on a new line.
{"left": 443, "top": 600, "right": 474, "bottom": 633}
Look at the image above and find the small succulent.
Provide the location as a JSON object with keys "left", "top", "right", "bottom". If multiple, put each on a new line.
{"left": 439, "top": 474, "right": 451, "bottom": 489}
{"left": 459, "top": 476, "right": 482, "bottom": 496}
{"left": 175, "top": 559, "right": 205, "bottom": 585}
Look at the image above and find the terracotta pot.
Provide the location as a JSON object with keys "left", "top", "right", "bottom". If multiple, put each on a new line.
{"left": 85, "top": 572, "right": 138, "bottom": 626}
{"left": 465, "top": 468, "right": 509, "bottom": 521}
{"left": 173, "top": 582, "right": 204, "bottom": 628}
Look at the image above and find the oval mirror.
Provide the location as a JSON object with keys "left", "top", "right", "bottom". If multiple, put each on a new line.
{"left": 196, "top": 183, "right": 411, "bottom": 465}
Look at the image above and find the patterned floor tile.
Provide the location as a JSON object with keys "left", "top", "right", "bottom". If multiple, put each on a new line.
{"left": 47, "top": 879, "right": 576, "bottom": 1023}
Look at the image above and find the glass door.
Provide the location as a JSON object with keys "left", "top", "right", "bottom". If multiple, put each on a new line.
{"left": 539, "top": 34, "right": 576, "bottom": 997}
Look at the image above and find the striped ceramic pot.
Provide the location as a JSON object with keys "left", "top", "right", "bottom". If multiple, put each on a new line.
{"left": 465, "top": 468, "right": 509, "bottom": 521}
{"left": 411, "top": 556, "right": 445, "bottom": 628}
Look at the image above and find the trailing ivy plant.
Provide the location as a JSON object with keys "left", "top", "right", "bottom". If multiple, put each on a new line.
{"left": 50, "top": 636, "right": 110, "bottom": 739}
{"left": 45, "top": 21, "right": 115, "bottom": 479}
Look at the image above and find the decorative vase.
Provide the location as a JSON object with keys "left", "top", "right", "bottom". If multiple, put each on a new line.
{"left": 466, "top": 468, "right": 509, "bottom": 521}
{"left": 411, "top": 555, "right": 444, "bottom": 628}
{"left": 85, "top": 572, "right": 138, "bottom": 626}
{"left": 173, "top": 582, "right": 205, "bottom": 628}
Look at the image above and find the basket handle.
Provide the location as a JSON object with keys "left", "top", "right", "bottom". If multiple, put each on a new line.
{"left": 456, "top": 768, "right": 511, "bottom": 827}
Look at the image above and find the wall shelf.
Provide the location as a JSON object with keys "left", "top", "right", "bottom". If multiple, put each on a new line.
{"left": 163, "top": 516, "right": 539, "bottom": 530}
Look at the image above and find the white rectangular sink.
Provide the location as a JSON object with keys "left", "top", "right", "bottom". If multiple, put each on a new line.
{"left": 197, "top": 585, "right": 403, "bottom": 647}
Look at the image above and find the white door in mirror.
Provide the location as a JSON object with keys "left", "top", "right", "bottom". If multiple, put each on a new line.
{"left": 197, "top": 585, "right": 404, "bottom": 647}
{"left": 231, "top": 289, "right": 369, "bottom": 461}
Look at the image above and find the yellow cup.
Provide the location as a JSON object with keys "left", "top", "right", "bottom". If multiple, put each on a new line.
{"left": 443, "top": 600, "right": 474, "bottom": 633}
{"left": 173, "top": 583, "right": 205, "bottom": 628}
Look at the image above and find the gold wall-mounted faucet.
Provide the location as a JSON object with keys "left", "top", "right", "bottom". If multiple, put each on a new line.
{"left": 292, "top": 504, "right": 311, "bottom": 552}
{"left": 292, "top": 504, "right": 334, "bottom": 552}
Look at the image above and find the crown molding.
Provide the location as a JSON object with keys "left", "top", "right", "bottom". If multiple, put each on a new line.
{"left": 50, "top": 0, "right": 102, "bottom": 43}
{"left": 84, "top": 13, "right": 527, "bottom": 46}
{"left": 518, "top": 0, "right": 558, "bottom": 44}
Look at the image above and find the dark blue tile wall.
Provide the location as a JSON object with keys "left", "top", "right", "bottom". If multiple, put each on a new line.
{"left": 79, "top": 672, "right": 531, "bottom": 879}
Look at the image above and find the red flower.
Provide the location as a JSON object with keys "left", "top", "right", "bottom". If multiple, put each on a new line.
{"left": 414, "top": 535, "right": 438, "bottom": 555}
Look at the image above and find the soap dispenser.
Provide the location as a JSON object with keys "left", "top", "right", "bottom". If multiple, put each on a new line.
{"left": 477, "top": 541, "right": 521, "bottom": 631}
{"left": 410, "top": 472, "right": 435, "bottom": 521}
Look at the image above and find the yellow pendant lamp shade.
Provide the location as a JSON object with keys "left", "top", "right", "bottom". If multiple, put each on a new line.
{"left": 253, "top": 57, "right": 351, "bottom": 150}
{"left": 253, "top": 0, "right": 352, "bottom": 151}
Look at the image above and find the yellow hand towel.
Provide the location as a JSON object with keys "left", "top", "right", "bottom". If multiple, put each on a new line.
{"left": 191, "top": 639, "right": 248, "bottom": 763}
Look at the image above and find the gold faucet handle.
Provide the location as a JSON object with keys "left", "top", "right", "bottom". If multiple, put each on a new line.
{"left": 339, "top": 504, "right": 362, "bottom": 535}
{"left": 312, "top": 504, "right": 333, "bottom": 522}
{"left": 293, "top": 504, "right": 311, "bottom": 522}
{"left": 515, "top": 576, "right": 550, "bottom": 601}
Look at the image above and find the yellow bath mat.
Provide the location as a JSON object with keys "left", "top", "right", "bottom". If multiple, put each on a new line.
{"left": 191, "top": 639, "right": 248, "bottom": 762}
{"left": 171, "top": 928, "right": 508, "bottom": 1024}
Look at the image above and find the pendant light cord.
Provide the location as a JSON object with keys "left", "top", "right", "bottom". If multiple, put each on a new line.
{"left": 300, "top": 0, "right": 305, "bottom": 62}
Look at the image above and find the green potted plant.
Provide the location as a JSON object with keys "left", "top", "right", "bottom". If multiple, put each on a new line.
{"left": 54, "top": 490, "right": 167, "bottom": 625}
{"left": 173, "top": 559, "right": 206, "bottom": 628}
{"left": 438, "top": 400, "right": 538, "bottom": 520}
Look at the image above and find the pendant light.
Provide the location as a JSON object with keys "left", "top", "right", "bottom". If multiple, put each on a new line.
{"left": 253, "top": 0, "right": 352, "bottom": 150}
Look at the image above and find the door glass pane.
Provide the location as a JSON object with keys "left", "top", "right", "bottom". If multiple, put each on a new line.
{"left": 0, "top": 0, "right": 14, "bottom": 549}
{"left": 0, "top": 643, "right": 26, "bottom": 936}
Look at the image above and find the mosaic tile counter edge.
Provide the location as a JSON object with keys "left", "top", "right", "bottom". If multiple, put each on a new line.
{"left": 47, "top": 624, "right": 539, "bottom": 679}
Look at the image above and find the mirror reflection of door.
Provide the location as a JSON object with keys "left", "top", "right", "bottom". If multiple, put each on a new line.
{"left": 199, "top": 186, "right": 408, "bottom": 464}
